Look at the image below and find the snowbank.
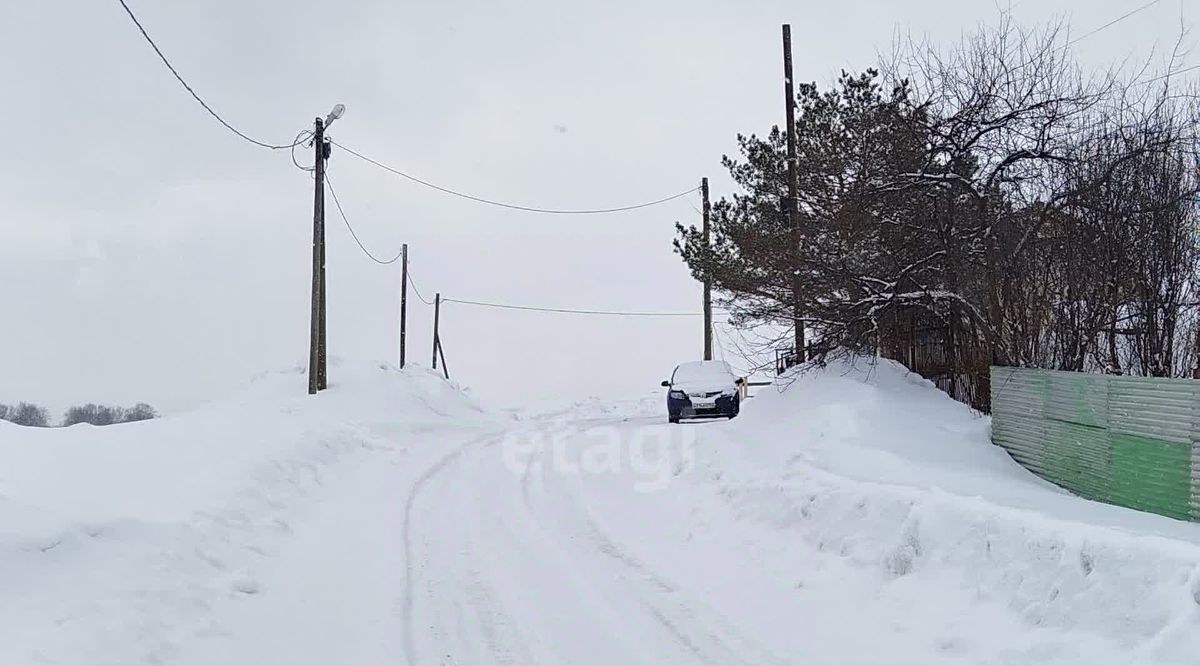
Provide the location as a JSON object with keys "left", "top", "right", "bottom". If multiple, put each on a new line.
{"left": 695, "top": 357, "right": 1200, "bottom": 661}
{"left": 0, "top": 361, "right": 492, "bottom": 665}
{"left": 7, "top": 354, "right": 1200, "bottom": 664}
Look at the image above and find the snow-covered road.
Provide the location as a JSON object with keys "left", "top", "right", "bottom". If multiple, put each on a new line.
{"left": 390, "top": 409, "right": 1179, "bottom": 666}
{"left": 400, "top": 418, "right": 787, "bottom": 665}
{"left": 5, "top": 361, "right": 1200, "bottom": 665}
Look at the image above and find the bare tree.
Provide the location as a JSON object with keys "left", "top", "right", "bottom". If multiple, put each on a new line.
{"left": 122, "top": 403, "right": 157, "bottom": 422}
{"left": 6, "top": 402, "right": 50, "bottom": 427}
{"left": 64, "top": 402, "right": 158, "bottom": 426}
{"left": 63, "top": 403, "right": 103, "bottom": 427}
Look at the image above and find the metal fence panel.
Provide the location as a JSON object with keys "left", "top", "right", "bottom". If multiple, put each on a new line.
{"left": 1108, "top": 377, "right": 1197, "bottom": 444}
{"left": 990, "top": 366, "right": 1200, "bottom": 522}
{"left": 991, "top": 367, "right": 1047, "bottom": 475}
{"left": 1192, "top": 442, "right": 1200, "bottom": 519}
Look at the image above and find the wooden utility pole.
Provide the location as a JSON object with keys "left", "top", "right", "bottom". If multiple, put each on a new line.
{"left": 399, "top": 243, "right": 408, "bottom": 369}
{"left": 308, "top": 117, "right": 326, "bottom": 394}
{"left": 317, "top": 134, "right": 329, "bottom": 391}
{"left": 701, "top": 177, "right": 713, "bottom": 361}
{"left": 782, "top": 24, "right": 805, "bottom": 364}
{"left": 432, "top": 292, "right": 441, "bottom": 369}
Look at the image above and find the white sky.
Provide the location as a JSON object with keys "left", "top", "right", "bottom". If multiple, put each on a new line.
{"left": 0, "top": 0, "right": 1193, "bottom": 414}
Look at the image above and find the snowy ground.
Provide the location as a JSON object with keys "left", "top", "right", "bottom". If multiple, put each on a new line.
{"left": 3, "top": 358, "right": 1200, "bottom": 665}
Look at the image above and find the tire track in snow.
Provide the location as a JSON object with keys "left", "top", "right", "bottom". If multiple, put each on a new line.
{"left": 457, "top": 469, "right": 537, "bottom": 665}
{"left": 407, "top": 417, "right": 783, "bottom": 665}
{"left": 581, "top": 514, "right": 789, "bottom": 666}
{"left": 405, "top": 429, "right": 542, "bottom": 665}
{"left": 519, "top": 420, "right": 788, "bottom": 666}
{"left": 401, "top": 432, "right": 501, "bottom": 666}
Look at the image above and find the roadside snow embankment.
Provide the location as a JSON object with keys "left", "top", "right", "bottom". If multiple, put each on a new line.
{"left": 0, "top": 362, "right": 491, "bottom": 665}
{"left": 703, "top": 359, "right": 1200, "bottom": 661}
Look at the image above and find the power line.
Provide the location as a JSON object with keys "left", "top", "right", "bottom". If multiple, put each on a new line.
{"left": 406, "top": 268, "right": 435, "bottom": 305}
{"left": 325, "top": 174, "right": 404, "bottom": 265}
{"left": 1066, "top": 0, "right": 1163, "bottom": 47}
{"left": 329, "top": 140, "right": 701, "bottom": 215}
{"left": 1140, "top": 62, "right": 1200, "bottom": 84}
{"left": 114, "top": 0, "right": 305, "bottom": 151}
{"left": 442, "top": 297, "right": 718, "bottom": 317}
{"left": 292, "top": 130, "right": 316, "bottom": 172}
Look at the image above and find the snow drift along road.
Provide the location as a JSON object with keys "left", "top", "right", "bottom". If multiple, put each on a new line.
{"left": 2, "top": 357, "right": 1200, "bottom": 665}
{"left": 0, "top": 362, "right": 493, "bottom": 665}
{"left": 685, "top": 359, "right": 1200, "bottom": 663}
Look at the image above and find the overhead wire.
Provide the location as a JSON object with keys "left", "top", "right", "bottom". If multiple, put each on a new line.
{"left": 408, "top": 270, "right": 436, "bottom": 306}
{"left": 1065, "top": 0, "right": 1163, "bottom": 47}
{"left": 329, "top": 140, "right": 701, "bottom": 215}
{"left": 114, "top": 0, "right": 306, "bottom": 150}
{"left": 291, "top": 130, "right": 316, "bottom": 172}
{"left": 324, "top": 173, "right": 404, "bottom": 265}
{"left": 441, "top": 297, "right": 718, "bottom": 317}
{"left": 324, "top": 166, "right": 436, "bottom": 309}
{"left": 1139, "top": 62, "right": 1200, "bottom": 84}
{"left": 1058, "top": 0, "right": 1199, "bottom": 87}
{"left": 117, "top": 0, "right": 705, "bottom": 217}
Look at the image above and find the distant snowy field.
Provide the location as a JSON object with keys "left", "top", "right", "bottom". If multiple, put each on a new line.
{"left": 2, "top": 357, "right": 1198, "bottom": 665}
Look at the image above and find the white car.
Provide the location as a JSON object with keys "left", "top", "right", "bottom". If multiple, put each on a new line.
{"left": 661, "top": 360, "right": 745, "bottom": 423}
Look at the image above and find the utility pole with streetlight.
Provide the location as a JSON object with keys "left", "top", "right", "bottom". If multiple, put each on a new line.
{"left": 309, "top": 103, "right": 345, "bottom": 395}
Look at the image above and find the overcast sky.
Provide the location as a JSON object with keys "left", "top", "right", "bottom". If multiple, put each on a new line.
{"left": 0, "top": 0, "right": 1193, "bottom": 413}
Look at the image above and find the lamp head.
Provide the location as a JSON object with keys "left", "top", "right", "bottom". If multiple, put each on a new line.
{"left": 324, "top": 103, "right": 346, "bottom": 127}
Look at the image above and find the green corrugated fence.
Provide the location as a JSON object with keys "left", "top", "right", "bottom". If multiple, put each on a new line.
{"left": 990, "top": 367, "right": 1200, "bottom": 521}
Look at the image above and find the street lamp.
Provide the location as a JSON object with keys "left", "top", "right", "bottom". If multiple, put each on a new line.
{"left": 325, "top": 103, "right": 346, "bottom": 129}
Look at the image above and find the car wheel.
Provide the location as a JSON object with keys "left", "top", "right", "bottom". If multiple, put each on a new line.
{"left": 668, "top": 415, "right": 680, "bottom": 424}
